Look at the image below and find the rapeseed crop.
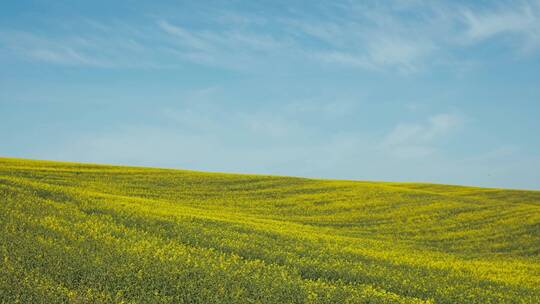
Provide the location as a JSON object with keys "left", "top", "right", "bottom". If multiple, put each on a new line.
{"left": 0, "top": 157, "right": 539, "bottom": 303}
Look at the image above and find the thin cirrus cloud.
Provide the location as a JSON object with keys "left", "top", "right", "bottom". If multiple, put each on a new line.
{"left": 0, "top": 2, "right": 535, "bottom": 74}
{"left": 0, "top": 30, "right": 107, "bottom": 67}
{"left": 462, "top": 1, "right": 540, "bottom": 51}
{"left": 0, "top": 1, "right": 538, "bottom": 71}
{"left": 381, "top": 113, "right": 465, "bottom": 158}
{"left": 0, "top": 29, "right": 156, "bottom": 68}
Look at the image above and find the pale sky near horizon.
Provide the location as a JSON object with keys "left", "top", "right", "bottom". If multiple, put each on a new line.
{"left": 1, "top": 0, "right": 540, "bottom": 189}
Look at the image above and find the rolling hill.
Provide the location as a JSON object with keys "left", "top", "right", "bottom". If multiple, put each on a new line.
{"left": 0, "top": 157, "right": 539, "bottom": 303}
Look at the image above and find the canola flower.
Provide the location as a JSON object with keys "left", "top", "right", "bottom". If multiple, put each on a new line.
{"left": 0, "top": 157, "right": 539, "bottom": 303}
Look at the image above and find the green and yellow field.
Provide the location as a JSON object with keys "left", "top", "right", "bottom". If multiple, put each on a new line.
{"left": 0, "top": 157, "right": 539, "bottom": 303}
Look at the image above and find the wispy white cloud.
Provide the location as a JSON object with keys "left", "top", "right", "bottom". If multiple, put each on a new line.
{"left": 364, "top": 36, "right": 435, "bottom": 72}
{"left": 2, "top": 1, "right": 540, "bottom": 71}
{"left": 158, "top": 21, "right": 213, "bottom": 51}
{"left": 157, "top": 19, "right": 292, "bottom": 70}
{"left": 381, "top": 113, "right": 464, "bottom": 158}
{"left": 291, "top": 1, "right": 540, "bottom": 70}
{"left": 284, "top": 10, "right": 438, "bottom": 72}
{"left": 0, "top": 30, "right": 113, "bottom": 67}
{"left": 461, "top": 1, "right": 540, "bottom": 51}
{"left": 159, "top": 19, "right": 287, "bottom": 52}
{"left": 0, "top": 27, "right": 172, "bottom": 68}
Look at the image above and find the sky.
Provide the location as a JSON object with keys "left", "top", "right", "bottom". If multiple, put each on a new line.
{"left": 1, "top": 0, "right": 540, "bottom": 189}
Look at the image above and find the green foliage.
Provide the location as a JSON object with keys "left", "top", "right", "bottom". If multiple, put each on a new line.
{"left": 0, "top": 157, "right": 539, "bottom": 303}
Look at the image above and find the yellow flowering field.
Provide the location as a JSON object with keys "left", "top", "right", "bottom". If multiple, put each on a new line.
{"left": 0, "top": 157, "right": 538, "bottom": 303}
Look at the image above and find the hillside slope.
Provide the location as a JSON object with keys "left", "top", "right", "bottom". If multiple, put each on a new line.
{"left": 0, "top": 157, "right": 539, "bottom": 303}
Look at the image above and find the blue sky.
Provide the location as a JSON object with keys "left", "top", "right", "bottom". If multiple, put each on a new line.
{"left": 1, "top": 0, "right": 539, "bottom": 189}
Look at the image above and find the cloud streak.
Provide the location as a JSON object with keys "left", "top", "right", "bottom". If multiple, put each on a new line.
{"left": 0, "top": 30, "right": 112, "bottom": 67}
{"left": 2, "top": 1, "right": 539, "bottom": 71}
{"left": 462, "top": 1, "right": 540, "bottom": 51}
{"left": 381, "top": 113, "right": 464, "bottom": 158}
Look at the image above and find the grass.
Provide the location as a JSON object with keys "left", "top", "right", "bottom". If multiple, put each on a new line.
{"left": 0, "top": 157, "right": 539, "bottom": 303}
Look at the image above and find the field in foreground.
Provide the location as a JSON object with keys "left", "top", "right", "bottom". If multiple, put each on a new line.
{"left": 0, "top": 157, "right": 539, "bottom": 303}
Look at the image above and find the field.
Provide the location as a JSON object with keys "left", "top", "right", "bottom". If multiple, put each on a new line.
{"left": 0, "top": 157, "right": 539, "bottom": 303}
